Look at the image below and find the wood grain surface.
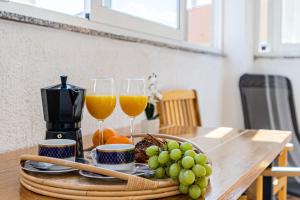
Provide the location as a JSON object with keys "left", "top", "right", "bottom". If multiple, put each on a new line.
{"left": 0, "top": 126, "right": 291, "bottom": 200}
{"left": 157, "top": 90, "right": 201, "bottom": 126}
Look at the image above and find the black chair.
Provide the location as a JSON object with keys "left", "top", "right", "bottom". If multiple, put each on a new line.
{"left": 239, "top": 73, "right": 300, "bottom": 199}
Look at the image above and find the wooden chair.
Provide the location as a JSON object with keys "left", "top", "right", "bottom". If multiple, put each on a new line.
{"left": 156, "top": 89, "right": 201, "bottom": 127}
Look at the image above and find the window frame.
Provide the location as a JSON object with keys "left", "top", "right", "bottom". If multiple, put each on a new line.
{"left": 211, "top": 0, "right": 223, "bottom": 50}
{"left": 90, "top": 0, "right": 186, "bottom": 41}
{"left": 1, "top": 0, "right": 223, "bottom": 54}
{"left": 256, "top": 0, "right": 300, "bottom": 55}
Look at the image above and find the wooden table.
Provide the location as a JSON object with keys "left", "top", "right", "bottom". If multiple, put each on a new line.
{"left": 0, "top": 126, "right": 291, "bottom": 200}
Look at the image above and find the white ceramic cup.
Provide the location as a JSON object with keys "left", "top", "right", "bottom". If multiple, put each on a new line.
{"left": 91, "top": 144, "right": 135, "bottom": 172}
{"left": 37, "top": 139, "right": 76, "bottom": 170}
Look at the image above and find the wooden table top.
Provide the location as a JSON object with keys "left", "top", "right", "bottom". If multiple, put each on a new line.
{"left": 0, "top": 126, "right": 291, "bottom": 200}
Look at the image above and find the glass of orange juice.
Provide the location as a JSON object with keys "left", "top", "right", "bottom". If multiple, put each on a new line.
{"left": 120, "top": 78, "right": 147, "bottom": 144}
{"left": 86, "top": 78, "right": 116, "bottom": 145}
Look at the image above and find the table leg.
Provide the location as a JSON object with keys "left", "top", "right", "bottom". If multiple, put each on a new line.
{"left": 277, "top": 148, "right": 287, "bottom": 200}
{"left": 245, "top": 175, "right": 263, "bottom": 200}
{"left": 256, "top": 176, "right": 263, "bottom": 200}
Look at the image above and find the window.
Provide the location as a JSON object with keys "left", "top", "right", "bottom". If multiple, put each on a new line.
{"left": 92, "top": 0, "right": 222, "bottom": 48}
{"left": 187, "top": 0, "right": 222, "bottom": 48}
{"left": 281, "top": 0, "right": 300, "bottom": 44}
{"left": 6, "top": 0, "right": 223, "bottom": 52}
{"left": 12, "top": 0, "right": 85, "bottom": 17}
{"left": 102, "top": 0, "right": 179, "bottom": 29}
{"left": 90, "top": 0, "right": 185, "bottom": 41}
{"left": 257, "top": 0, "right": 300, "bottom": 54}
{"left": 187, "top": 0, "right": 213, "bottom": 46}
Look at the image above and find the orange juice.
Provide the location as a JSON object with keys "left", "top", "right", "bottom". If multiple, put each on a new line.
{"left": 85, "top": 95, "right": 116, "bottom": 120}
{"left": 119, "top": 95, "right": 147, "bottom": 117}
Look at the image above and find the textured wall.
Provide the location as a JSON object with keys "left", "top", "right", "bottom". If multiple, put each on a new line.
{"left": 0, "top": 19, "right": 224, "bottom": 152}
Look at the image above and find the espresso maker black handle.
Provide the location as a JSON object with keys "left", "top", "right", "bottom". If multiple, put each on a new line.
{"left": 61, "top": 75, "right": 67, "bottom": 89}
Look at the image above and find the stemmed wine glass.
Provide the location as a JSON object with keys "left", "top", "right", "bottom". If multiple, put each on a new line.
{"left": 119, "top": 78, "right": 147, "bottom": 144}
{"left": 85, "top": 78, "right": 116, "bottom": 145}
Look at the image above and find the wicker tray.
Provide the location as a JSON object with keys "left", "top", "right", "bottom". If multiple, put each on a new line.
{"left": 20, "top": 171, "right": 180, "bottom": 199}
{"left": 20, "top": 133, "right": 208, "bottom": 199}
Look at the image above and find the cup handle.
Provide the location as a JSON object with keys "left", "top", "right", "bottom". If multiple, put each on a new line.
{"left": 90, "top": 149, "right": 97, "bottom": 166}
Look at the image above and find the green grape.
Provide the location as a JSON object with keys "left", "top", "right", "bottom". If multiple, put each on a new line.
{"left": 148, "top": 156, "right": 159, "bottom": 170}
{"left": 192, "top": 164, "right": 206, "bottom": 177}
{"left": 184, "top": 150, "right": 196, "bottom": 158}
{"left": 201, "top": 188, "right": 207, "bottom": 197}
{"left": 165, "top": 159, "right": 174, "bottom": 167}
{"left": 182, "top": 170, "right": 195, "bottom": 185}
{"left": 155, "top": 167, "right": 165, "bottom": 178}
{"left": 204, "top": 164, "right": 212, "bottom": 176}
{"left": 179, "top": 169, "right": 187, "bottom": 184}
{"left": 169, "top": 163, "right": 181, "bottom": 179}
{"left": 179, "top": 184, "right": 189, "bottom": 194}
{"left": 194, "top": 153, "right": 208, "bottom": 165}
{"left": 162, "top": 143, "right": 168, "bottom": 151}
{"left": 196, "top": 177, "right": 208, "bottom": 189}
{"left": 177, "top": 159, "right": 182, "bottom": 167}
{"left": 146, "top": 145, "right": 159, "bottom": 157}
{"left": 189, "top": 185, "right": 201, "bottom": 199}
{"left": 167, "top": 140, "right": 180, "bottom": 150}
{"left": 180, "top": 142, "right": 193, "bottom": 153}
{"left": 158, "top": 151, "right": 170, "bottom": 165}
{"left": 182, "top": 156, "right": 194, "bottom": 169}
{"left": 170, "top": 149, "right": 182, "bottom": 161}
{"left": 165, "top": 166, "right": 170, "bottom": 177}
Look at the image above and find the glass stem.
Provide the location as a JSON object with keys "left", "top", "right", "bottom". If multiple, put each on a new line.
{"left": 98, "top": 120, "right": 104, "bottom": 145}
{"left": 130, "top": 117, "right": 135, "bottom": 144}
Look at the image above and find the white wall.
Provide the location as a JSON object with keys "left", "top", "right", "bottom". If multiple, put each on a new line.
{"left": 221, "top": 0, "right": 255, "bottom": 128}
{"left": 0, "top": 19, "right": 225, "bottom": 152}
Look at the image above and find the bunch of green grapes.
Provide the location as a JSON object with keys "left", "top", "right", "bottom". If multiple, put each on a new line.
{"left": 146, "top": 140, "right": 212, "bottom": 200}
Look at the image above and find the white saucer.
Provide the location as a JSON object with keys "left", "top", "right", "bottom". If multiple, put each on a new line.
{"left": 79, "top": 163, "right": 153, "bottom": 181}
{"left": 21, "top": 159, "right": 89, "bottom": 174}
{"left": 31, "top": 161, "right": 73, "bottom": 171}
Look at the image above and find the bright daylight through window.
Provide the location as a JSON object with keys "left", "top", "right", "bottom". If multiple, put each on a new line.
{"left": 281, "top": 0, "right": 300, "bottom": 44}
{"left": 258, "top": 0, "right": 300, "bottom": 53}
{"left": 9, "top": 0, "right": 222, "bottom": 51}
{"left": 187, "top": 0, "right": 213, "bottom": 46}
{"left": 102, "top": 0, "right": 179, "bottom": 29}
{"left": 12, "top": 0, "right": 85, "bottom": 17}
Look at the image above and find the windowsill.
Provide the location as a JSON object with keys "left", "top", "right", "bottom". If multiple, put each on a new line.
{"left": 0, "top": 1, "right": 224, "bottom": 57}
{"left": 254, "top": 53, "right": 300, "bottom": 59}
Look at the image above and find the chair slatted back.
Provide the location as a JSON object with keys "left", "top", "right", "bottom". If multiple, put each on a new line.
{"left": 157, "top": 90, "right": 201, "bottom": 126}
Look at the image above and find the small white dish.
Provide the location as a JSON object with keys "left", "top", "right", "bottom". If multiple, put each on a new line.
{"left": 79, "top": 163, "right": 153, "bottom": 181}
{"left": 31, "top": 161, "right": 73, "bottom": 171}
{"left": 21, "top": 158, "right": 88, "bottom": 174}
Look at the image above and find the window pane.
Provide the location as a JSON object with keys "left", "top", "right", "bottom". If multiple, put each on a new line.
{"left": 258, "top": 0, "right": 269, "bottom": 52}
{"left": 12, "top": 0, "right": 85, "bottom": 17}
{"left": 282, "top": 0, "right": 300, "bottom": 44}
{"left": 103, "top": 0, "right": 179, "bottom": 29}
{"left": 187, "top": 0, "right": 213, "bottom": 46}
